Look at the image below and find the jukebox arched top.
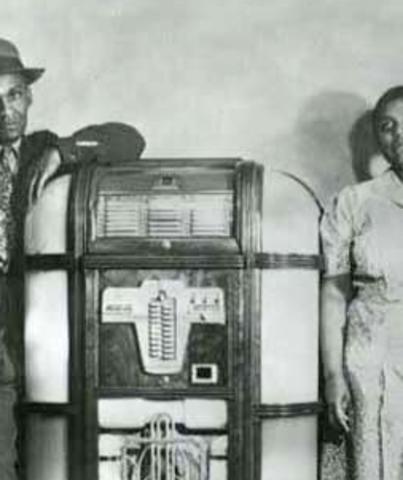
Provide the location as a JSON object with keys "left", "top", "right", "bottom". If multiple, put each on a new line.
{"left": 25, "top": 158, "right": 264, "bottom": 257}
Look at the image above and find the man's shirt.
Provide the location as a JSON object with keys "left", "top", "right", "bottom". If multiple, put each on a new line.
{"left": 0, "top": 139, "right": 21, "bottom": 175}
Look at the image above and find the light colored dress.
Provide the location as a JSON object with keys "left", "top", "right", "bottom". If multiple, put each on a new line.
{"left": 320, "top": 169, "right": 403, "bottom": 480}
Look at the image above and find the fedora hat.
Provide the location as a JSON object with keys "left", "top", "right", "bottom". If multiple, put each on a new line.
{"left": 58, "top": 122, "right": 146, "bottom": 163}
{"left": 0, "top": 38, "right": 44, "bottom": 84}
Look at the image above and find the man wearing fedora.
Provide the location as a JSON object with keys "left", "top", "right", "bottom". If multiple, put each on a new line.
{"left": 0, "top": 38, "right": 62, "bottom": 479}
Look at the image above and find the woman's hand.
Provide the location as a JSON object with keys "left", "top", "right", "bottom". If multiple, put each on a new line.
{"left": 320, "top": 275, "right": 352, "bottom": 435}
{"left": 325, "top": 373, "right": 351, "bottom": 434}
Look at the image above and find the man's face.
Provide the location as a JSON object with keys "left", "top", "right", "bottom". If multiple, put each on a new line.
{"left": 0, "top": 73, "right": 32, "bottom": 145}
{"left": 376, "top": 97, "right": 403, "bottom": 170}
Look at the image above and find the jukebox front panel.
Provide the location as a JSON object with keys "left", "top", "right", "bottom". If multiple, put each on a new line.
{"left": 91, "top": 267, "right": 237, "bottom": 480}
{"left": 79, "top": 160, "right": 248, "bottom": 480}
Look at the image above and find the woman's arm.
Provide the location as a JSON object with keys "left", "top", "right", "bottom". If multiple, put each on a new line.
{"left": 320, "top": 274, "right": 352, "bottom": 433}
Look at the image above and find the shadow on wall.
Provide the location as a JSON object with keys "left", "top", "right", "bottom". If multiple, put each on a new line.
{"left": 272, "top": 91, "right": 380, "bottom": 203}
{"left": 349, "top": 109, "right": 390, "bottom": 181}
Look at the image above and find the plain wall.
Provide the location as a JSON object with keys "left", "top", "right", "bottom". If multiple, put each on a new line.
{"left": 2, "top": 0, "right": 402, "bottom": 202}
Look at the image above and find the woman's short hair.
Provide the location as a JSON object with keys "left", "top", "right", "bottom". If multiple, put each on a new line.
{"left": 373, "top": 86, "right": 403, "bottom": 126}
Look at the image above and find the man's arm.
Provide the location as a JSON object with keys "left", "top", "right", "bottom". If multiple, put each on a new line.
{"left": 24, "top": 130, "right": 63, "bottom": 208}
{"left": 28, "top": 146, "right": 62, "bottom": 205}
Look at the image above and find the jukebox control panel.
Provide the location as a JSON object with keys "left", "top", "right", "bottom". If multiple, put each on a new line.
{"left": 98, "top": 270, "right": 231, "bottom": 389}
{"left": 102, "top": 279, "right": 225, "bottom": 377}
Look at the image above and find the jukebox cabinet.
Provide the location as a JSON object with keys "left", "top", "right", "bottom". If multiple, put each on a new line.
{"left": 22, "top": 157, "right": 321, "bottom": 480}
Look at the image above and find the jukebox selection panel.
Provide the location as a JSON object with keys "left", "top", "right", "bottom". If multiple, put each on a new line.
{"left": 96, "top": 192, "right": 233, "bottom": 238}
{"left": 98, "top": 269, "right": 233, "bottom": 388}
{"left": 91, "top": 169, "right": 235, "bottom": 242}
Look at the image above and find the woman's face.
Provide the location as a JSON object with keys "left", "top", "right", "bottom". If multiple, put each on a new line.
{"left": 376, "top": 97, "right": 403, "bottom": 170}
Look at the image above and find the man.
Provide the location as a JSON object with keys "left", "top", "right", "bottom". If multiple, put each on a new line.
{"left": 0, "top": 38, "right": 61, "bottom": 480}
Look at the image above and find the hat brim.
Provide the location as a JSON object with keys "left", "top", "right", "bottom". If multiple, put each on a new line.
{"left": 21, "top": 68, "right": 45, "bottom": 84}
{"left": 0, "top": 66, "right": 45, "bottom": 84}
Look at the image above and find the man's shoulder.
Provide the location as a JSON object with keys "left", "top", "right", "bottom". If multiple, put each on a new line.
{"left": 23, "top": 130, "right": 59, "bottom": 156}
{"left": 19, "top": 130, "right": 61, "bottom": 173}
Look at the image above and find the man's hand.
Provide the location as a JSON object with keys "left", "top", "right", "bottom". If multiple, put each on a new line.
{"left": 28, "top": 147, "right": 62, "bottom": 207}
{"left": 0, "top": 328, "right": 15, "bottom": 385}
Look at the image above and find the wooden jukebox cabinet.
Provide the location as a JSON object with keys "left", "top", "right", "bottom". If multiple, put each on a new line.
{"left": 22, "top": 158, "right": 321, "bottom": 480}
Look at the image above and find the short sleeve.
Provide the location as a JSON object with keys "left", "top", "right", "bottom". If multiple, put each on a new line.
{"left": 320, "top": 186, "right": 356, "bottom": 277}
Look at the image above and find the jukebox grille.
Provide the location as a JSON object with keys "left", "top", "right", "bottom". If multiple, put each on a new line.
{"left": 101, "top": 414, "right": 208, "bottom": 480}
{"left": 95, "top": 193, "right": 233, "bottom": 238}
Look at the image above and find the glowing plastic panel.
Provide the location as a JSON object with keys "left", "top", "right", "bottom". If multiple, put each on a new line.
{"left": 25, "top": 175, "right": 72, "bottom": 254}
{"left": 261, "top": 270, "right": 319, "bottom": 403}
{"left": 262, "top": 169, "right": 320, "bottom": 254}
{"left": 261, "top": 417, "right": 317, "bottom": 480}
{"left": 25, "top": 271, "right": 69, "bottom": 402}
{"left": 210, "top": 460, "right": 227, "bottom": 480}
{"left": 25, "top": 415, "right": 68, "bottom": 480}
{"left": 99, "top": 435, "right": 131, "bottom": 480}
{"left": 98, "top": 399, "right": 227, "bottom": 429}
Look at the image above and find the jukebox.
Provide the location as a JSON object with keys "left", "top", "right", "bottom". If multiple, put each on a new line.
{"left": 22, "top": 156, "right": 320, "bottom": 480}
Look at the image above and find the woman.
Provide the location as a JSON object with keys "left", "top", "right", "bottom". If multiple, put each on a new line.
{"left": 320, "top": 86, "right": 403, "bottom": 480}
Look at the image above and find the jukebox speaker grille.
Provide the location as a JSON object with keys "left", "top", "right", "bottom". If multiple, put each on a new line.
{"left": 95, "top": 193, "right": 233, "bottom": 238}
{"left": 100, "top": 414, "right": 208, "bottom": 480}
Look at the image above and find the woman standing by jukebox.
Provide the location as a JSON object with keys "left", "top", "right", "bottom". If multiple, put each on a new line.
{"left": 320, "top": 86, "right": 403, "bottom": 480}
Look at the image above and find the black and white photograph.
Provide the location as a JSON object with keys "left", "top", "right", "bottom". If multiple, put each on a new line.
{"left": 1, "top": 1, "right": 402, "bottom": 479}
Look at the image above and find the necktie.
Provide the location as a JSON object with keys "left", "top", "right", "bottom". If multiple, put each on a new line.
{"left": 0, "top": 147, "right": 16, "bottom": 272}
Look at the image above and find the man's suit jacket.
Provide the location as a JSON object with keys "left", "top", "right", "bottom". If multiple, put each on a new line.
{"left": 0, "top": 130, "right": 60, "bottom": 387}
